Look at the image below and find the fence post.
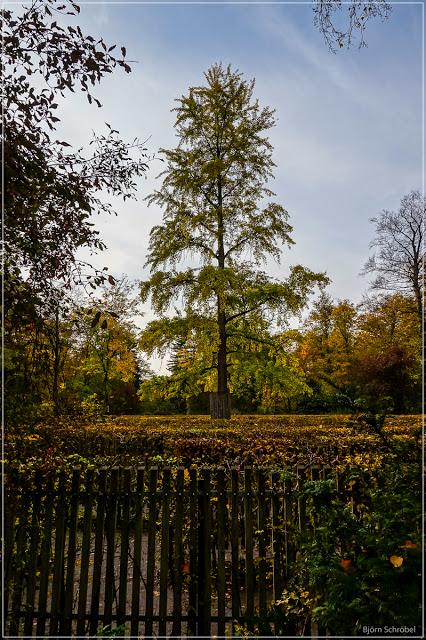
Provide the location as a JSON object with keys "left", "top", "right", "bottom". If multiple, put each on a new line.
{"left": 197, "top": 469, "right": 211, "bottom": 637}
{"left": 144, "top": 467, "right": 158, "bottom": 638}
{"left": 159, "top": 467, "right": 171, "bottom": 637}
{"left": 231, "top": 468, "right": 240, "bottom": 634}
{"left": 89, "top": 468, "right": 107, "bottom": 636}
{"left": 216, "top": 468, "right": 226, "bottom": 637}
{"left": 297, "top": 465, "right": 307, "bottom": 534}
{"left": 187, "top": 468, "right": 198, "bottom": 636}
{"left": 130, "top": 468, "right": 145, "bottom": 638}
{"left": 244, "top": 468, "right": 255, "bottom": 627}
{"left": 257, "top": 469, "right": 268, "bottom": 622}
{"left": 118, "top": 468, "right": 131, "bottom": 627}
{"left": 36, "top": 474, "right": 55, "bottom": 637}
{"left": 103, "top": 467, "right": 119, "bottom": 630}
{"left": 61, "top": 468, "right": 81, "bottom": 636}
{"left": 4, "top": 482, "right": 18, "bottom": 624}
{"left": 49, "top": 471, "right": 67, "bottom": 636}
{"left": 77, "top": 469, "right": 94, "bottom": 637}
{"left": 172, "top": 468, "right": 185, "bottom": 637}
{"left": 23, "top": 470, "right": 43, "bottom": 636}
{"left": 286, "top": 472, "right": 297, "bottom": 585}
{"left": 271, "top": 471, "right": 282, "bottom": 603}
{"left": 9, "top": 484, "right": 31, "bottom": 637}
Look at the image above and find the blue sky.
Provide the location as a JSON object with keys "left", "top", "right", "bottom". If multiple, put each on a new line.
{"left": 60, "top": 1, "right": 423, "bottom": 369}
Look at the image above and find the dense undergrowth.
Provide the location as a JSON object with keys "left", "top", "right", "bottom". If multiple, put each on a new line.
{"left": 5, "top": 414, "right": 421, "bottom": 476}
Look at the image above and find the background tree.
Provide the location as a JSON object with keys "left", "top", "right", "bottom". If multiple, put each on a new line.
{"left": 3, "top": 0, "right": 149, "bottom": 423}
{"left": 3, "top": 0, "right": 148, "bottom": 310}
{"left": 362, "top": 190, "right": 424, "bottom": 336}
{"left": 353, "top": 294, "right": 421, "bottom": 413}
{"left": 292, "top": 291, "right": 421, "bottom": 414}
{"left": 141, "top": 63, "right": 327, "bottom": 418}
{"left": 69, "top": 279, "right": 148, "bottom": 414}
{"left": 294, "top": 295, "right": 358, "bottom": 411}
{"left": 313, "top": 0, "right": 392, "bottom": 51}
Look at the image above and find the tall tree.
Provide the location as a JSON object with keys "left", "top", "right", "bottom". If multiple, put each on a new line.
{"left": 3, "top": 0, "right": 148, "bottom": 312}
{"left": 3, "top": 0, "right": 148, "bottom": 423}
{"left": 362, "top": 190, "right": 424, "bottom": 336}
{"left": 354, "top": 294, "right": 421, "bottom": 412}
{"left": 141, "top": 64, "right": 327, "bottom": 418}
{"left": 295, "top": 295, "right": 358, "bottom": 401}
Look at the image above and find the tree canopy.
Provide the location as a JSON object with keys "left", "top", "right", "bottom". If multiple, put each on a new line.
{"left": 140, "top": 64, "right": 327, "bottom": 418}
{"left": 3, "top": 0, "right": 148, "bottom": 319}
{"left": 3, "top": 0, "right": 149, "bottom": 424}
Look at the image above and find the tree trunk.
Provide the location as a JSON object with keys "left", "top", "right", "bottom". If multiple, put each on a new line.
{"left": 211, "top": 310, "right": 231, "bottom": 418}
{"left": 103, "top": 369, "right": 110, "bottom": 414}
{"left": 52, "top": 307, "right": 60, "bottom": 416}
{"left": 210, "top": 392, "right": 230, "bottom": 419}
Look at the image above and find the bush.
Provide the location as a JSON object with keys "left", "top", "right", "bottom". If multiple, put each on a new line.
{"left": 236, "top": 436, "right": 421, "bottom": 636}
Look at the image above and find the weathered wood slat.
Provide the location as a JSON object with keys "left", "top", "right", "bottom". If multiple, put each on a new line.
{"left": 89, "top": 469, "right": 107, "bottom": 636}
{"left": 9, "top": 487, "right": 31, "bottom": 637}
{"left": 197, "top": 469, "right": 212, "bottom": 637}
{"left": 171, "top": 468, "right": 184, "bottom": 637}
{"left": 216, "top": 468, "right": 226, "bottom": 638}
{"left": 257, "top": 470, "right": 267, "bottom": 618}
{"left": 159, "top": 468, "right": 171, "bottom": 637}
{"left": 76, "top": 470, "right": 94, "bottom": 637}
{"left": 36, "top": 474, "right": 55, "bottom": 637}
{"left": 23, "top": 470, "right": 43, "bottom": 637}
{"left": 4, "top": 484, "right": 18, "bottom": 620}
{"left": 104, "top": 468, "right": 119, "bottom": 629}
{"left": 118, "top": 468, "right": 131, "bottom": 627}
{"left": 244, "top": 468, "right": 254, "bottom": 626}
{"left": 49, "top": 472, "right": 67, "bottom": 637}
{"left": 187, "top": 468, "right": 198, "bottom": 636}
{"left": 130, "top": 468, "right": 144, "bottom": 637}
{"left": 297, "top": 465, "right": 307, "bottom": 534}
{"left": 61, "top": 468, "right": 81, "bottom": 636}
{"left": 144, "top": 467, "right": 158, "bottom": 638}
{"left": 231, "top": 468, "right": 240, "bottom": 633}
{"left": 271, "top": 471, "right": 282, "bottom": 602}
{"left": 283, "top": 476, "right": 293, "bottom": 584}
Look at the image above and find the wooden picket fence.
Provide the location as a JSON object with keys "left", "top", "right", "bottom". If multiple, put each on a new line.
{"left": 4, "top": 465, "right": 332, "bottom": 638}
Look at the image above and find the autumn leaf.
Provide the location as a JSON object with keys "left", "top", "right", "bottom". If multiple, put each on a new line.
{"left": 390, "top": 555, "right": 403, "bottom": 568}
{"left": 340, "top": 558, "right": 352, "bottom": 572}
{"left": 400, "top": 540, "right": 417, "bottom": 550}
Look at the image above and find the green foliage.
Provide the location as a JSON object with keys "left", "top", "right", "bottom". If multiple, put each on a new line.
{"left": 65, "top": 279, "right": 148, "bottom": 414}
{"left": 301, "top": 465, "right": 421, "bottom": 634}
{"left": 4, "top": 0, "right": 147, "bottom": 311}
{"left": 80, "top": 393, "right": 104, "bottom": 418}
{"left": 96, "top": 624, "right": 127, "bottom": 638}
{"left": 236, "top": 435, "right": 421, "bottom": 637}
{"left": 3, "top": 0, "right": 148, "bottom": 426}
{"left": 141, "top": 63, "right": 327, "bottom": 415}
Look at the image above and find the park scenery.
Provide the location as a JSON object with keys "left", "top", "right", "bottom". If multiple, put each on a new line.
{"left": 3, "top": 0, "right": 423, "bottom": 638}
